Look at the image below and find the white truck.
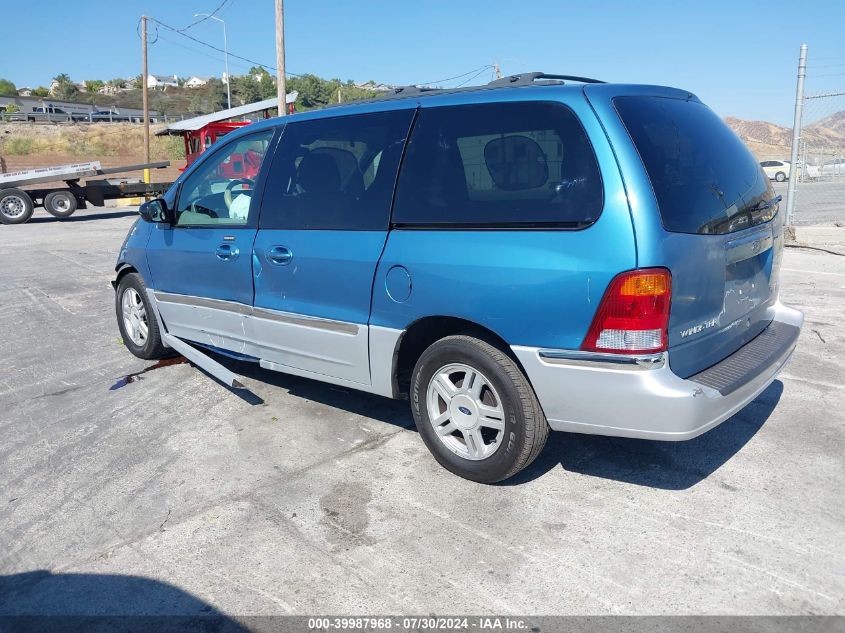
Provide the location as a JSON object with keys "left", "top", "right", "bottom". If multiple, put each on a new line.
{"left": 0, "top": 160, "right": 173, "bottom": 225}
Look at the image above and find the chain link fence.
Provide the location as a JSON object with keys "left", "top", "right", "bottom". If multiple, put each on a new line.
{"left": 792, "top": 86, "right": 845, "bottom": 226}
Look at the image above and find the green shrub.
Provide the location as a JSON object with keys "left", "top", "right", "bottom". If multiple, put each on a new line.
{"left": 2, "top": 137, "right": 35, "bottom": 155}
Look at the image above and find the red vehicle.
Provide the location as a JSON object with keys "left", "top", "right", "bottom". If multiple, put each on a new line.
{"left": 182, "top": 121, "right": 251, "bottom": 171}
{"left": 158, "top": 95, "right": 298, "bottom": 177}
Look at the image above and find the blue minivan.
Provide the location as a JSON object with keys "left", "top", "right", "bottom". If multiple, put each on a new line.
{"left": 114, "top": 73, "right": 803, "bottom": 483}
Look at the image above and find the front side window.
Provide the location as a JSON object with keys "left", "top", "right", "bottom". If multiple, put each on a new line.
{"left": 392, "top": 101, "right": 603, "bottom": 227}
{"left": 175, "top": 129, "right": 274, "bottom": 226}
{"left": 260, "top": 109, "right": 415, "bottom": 230}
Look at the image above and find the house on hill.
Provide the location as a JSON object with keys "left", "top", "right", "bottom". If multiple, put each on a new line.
{"left": 185, "top": 76, "right": 210, "bottom": 89}
{"left": 99, "top": 80, "right": 133, "bottom": 95}
{"left": 16, "top": 87, "right": 32, "bottom": 97}
{"left": 147, "top": 74, "right": 179, "bottom": 90}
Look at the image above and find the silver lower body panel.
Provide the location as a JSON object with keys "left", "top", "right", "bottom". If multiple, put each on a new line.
{"left": 512, "top": 301, "right": 804, "bottom": 441}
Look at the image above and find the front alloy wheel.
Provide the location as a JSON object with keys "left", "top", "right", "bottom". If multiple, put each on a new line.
{"left": 121, "top": 287, "right": 149, "bottom": 347}
{"left": 115, "top": 272, "right": 170, "bottom": 360}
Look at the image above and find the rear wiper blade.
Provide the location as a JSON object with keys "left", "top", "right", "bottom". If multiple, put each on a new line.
{"left": 749, "top": 195, "right": 782, "bottom": 212}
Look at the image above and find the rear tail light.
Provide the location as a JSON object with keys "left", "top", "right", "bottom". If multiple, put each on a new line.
{"left": 581, "top": 268, "right": 672, "bottom": 354}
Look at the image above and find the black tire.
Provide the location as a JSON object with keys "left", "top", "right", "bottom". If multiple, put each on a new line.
{"left": 0, "top": 188, "right": 35, "bottom": 225}
{"left": 411, "top": 335, "right": 549, "bottom": 483}
{"left": 43, "top": 190, "right": 78, "bottom": 218}
{"left": 775, "top": 171, "right": 787, "bottom": 182}
{"left": 116, "top": 272, "right": 170, "bottom": 360}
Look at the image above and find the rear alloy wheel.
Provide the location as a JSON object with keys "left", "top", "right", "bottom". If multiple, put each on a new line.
{"left": 411, "top": 335, "right": 549, "bottom": 483}
{"left": 775, "top": 171, "right": 787, "bottom": 182}
{"left": 0, "top": 188, "right": 35, "bottom": 225}
{"left": 43, "top": 190, "right": 78, "bottom": 218}
{"left": 426, "top": 363, "right": 506, "bottom": 461}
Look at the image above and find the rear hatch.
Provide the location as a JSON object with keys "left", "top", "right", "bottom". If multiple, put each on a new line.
{"left": 612, "top": 93, "right": 782, "bottom": 378}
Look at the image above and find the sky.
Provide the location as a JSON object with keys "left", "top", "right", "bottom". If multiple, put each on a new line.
{"left": 2, "top": 0, "right": 843, "bottom": 126}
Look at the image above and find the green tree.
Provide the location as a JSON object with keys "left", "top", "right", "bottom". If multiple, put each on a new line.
{"left": 259, "top": 75, "right": 277, "bottom": 100}
{"left": 52, "top": 73, "right": 79, "bottom": 100}
{"left": 282, "top": 74, "right": 379, "bottom": 111}
{"left": 249, "top": 66, "right": 272, "bottom": 82}
{"left": 205, "top": 78, "right": 228, "bottom": 112}
{"left": 151, "top": 93, "right": 170, "bottom": 117}
{"left": 232, "top": 75, "right": 262, "bottom": 105}
{"left": 31, "top": 86, "right": 49, "bottom": 97}
{"left": 189, "top": 92, "right": 206, "bottom": 114}
{"left": 84, "top": 79, "right": 104, "bottom": 94}
{"left": 132, "top": 74, "right": 143, "bottom": 89}
{"left": 0, "top": 78, "right": 16, "bottom": 96}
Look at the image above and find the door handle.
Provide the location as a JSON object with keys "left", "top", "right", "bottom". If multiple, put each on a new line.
{"left": 215, "top": 244, "right": 240, "bottom": 261}
{"left": 266, "top": 245, "right": 292, "bottom": 265}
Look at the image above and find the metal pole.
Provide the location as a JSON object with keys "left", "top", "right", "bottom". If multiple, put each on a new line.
{"left": 141, "top": 15, "right": 151, "bottom": 185}
{"left": 222, "top": 20, "right": 231, "bottom": 109}
{"left": 785, "top": 43, "right": 807, "bottom": 226}
{"left": 275, "top": 0, "right": 286, "bottom": 116}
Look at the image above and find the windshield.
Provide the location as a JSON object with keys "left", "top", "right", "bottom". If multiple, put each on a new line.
{"left": 615, "top": 96, "right": 775, "bottom": 234}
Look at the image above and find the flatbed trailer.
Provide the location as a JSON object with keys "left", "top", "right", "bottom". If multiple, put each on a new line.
{"left": 0, "top": 160, "right": 173, "bottom": 225}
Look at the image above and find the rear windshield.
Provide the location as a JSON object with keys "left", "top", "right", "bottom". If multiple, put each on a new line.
{"left": 615, "top": 96, "right": 774, "bottom": 234}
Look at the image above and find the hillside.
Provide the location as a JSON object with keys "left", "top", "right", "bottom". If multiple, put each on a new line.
{"left": 725, "top": 110, "right": 845, "bottom": 160}
{"left": 2, "top": 109, "right": 843, "bottom": 183}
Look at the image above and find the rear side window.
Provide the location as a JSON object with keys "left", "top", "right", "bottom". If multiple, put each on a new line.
{"left": 393, "top": 102, "right": 603, "bottom": 227}
{"left": 260, "top": 109, "right": 415, "bottom": 230}
{"left": 615, "top": 96, "right": 773, "bottom": 235}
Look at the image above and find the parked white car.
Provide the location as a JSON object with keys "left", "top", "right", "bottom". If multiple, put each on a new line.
{"left": 759, "top": 160, "right": 791, "bottom": 182}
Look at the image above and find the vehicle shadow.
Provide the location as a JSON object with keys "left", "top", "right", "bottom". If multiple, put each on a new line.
{"left": 507, "top": 380, "right": 784, "bottom": 490}
{"left": 0, "top": 570, "right": 249, "bottom": 631}
{"left": 28, "top": 210, "right": 138, "bottom": 223}
{"left": 209, "top": 353, "right": 782, "bottom": 491}
{"left": 218, "top": 355, "right": 415, "bottom": 431}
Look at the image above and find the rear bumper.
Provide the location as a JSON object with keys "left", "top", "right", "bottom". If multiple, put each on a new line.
{"left": 511, "top": 301, "right": 803, "bottom": 441}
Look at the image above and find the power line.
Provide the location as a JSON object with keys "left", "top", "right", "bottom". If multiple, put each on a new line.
{"left": 419, "top": 65, "right": 494, "bottom": 87}
{"left": 454, "top": 66, "right": 494, "bottom": 87}
{"left": 156, "top": 33, "right": 255, "bottom": 73}
{"left": 147, "top": 15, "right": 302, "bottom": 76}
{"left": 178, "top": 0, "right": 230, "bottom": 32}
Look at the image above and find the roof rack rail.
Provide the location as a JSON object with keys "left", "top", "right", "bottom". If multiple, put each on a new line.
{"left": 487, "top": 72, "right": 605, "bottom": 88}
{"left": 386, "top": 85, "right": 440, "bottom": 97}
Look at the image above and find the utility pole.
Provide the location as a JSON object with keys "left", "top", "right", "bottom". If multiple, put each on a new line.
{"left": 785, "top": 43, "right": 807, "bottom": 226}
{"left": 141, "top": 15, "right": 150, "bottom": 184}
{"left": 275, "top": 0, "right": 286, "bottom": 116}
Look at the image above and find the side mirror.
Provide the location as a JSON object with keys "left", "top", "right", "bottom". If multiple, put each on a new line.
{"left": 138, "top": 198, "right": 170, "bottom": 223}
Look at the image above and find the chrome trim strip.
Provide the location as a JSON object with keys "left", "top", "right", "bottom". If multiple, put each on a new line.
{"left": 251, "top": 307, "right": 358, "bottom": 335}
{"left": 153, "top": 291, "right": 359, "bottom": 335}
{"left": 538, "top": 349, "right": 665, "bottom": 370}
{"left": 154, "top": 291, "right": 252, "bottom": 315}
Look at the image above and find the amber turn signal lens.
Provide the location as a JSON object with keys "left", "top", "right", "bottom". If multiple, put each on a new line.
{"left": 618, "top": 273, "right": 669, "bottom": 297}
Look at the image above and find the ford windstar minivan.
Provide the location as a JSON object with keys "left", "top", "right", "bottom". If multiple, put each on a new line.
{"left": 114, "top": 72, "right": 803, "bottom": 483}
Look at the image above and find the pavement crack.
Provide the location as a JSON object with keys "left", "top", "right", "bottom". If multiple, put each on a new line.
{"left": 159, "top": 508, "right": 172, "bottom": 531}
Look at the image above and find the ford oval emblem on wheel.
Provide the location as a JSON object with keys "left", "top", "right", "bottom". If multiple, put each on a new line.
{"left": 458, "top": 406, "right": 472, "bottom": 416}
